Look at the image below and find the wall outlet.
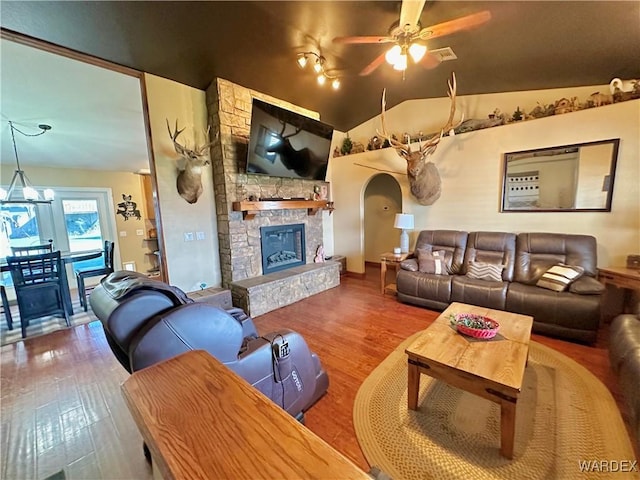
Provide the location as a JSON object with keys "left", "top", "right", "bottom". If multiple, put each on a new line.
{"left": 136, "top": 229, "right": 144, "bottom": 236}
{"left": 184, "top": 232, "right": 194, "bottom": 242}
{"left": 119, "top": 231, "right": 127, "bottom": 237}
{"left": 196, "top": 231, "right": 205, "bottom": 240}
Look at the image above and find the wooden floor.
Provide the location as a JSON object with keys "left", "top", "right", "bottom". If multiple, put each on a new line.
{"left": 0, "top": 265, "right": 634, "bottom": 479}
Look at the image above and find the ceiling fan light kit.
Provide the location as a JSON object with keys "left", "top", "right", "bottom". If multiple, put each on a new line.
{"left": 296, "top": 51, "right": 340, "bottom": 90}
{"left": 333, "top": 2, "right": 491, "bottom": 76}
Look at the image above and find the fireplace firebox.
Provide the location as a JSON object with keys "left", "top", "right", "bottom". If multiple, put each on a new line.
{"left": 260, "top": 224, "right": 306, "bottom": 275}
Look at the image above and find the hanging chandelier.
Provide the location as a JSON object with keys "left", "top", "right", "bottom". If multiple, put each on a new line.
{"left": 0, "top": 121, "right": 55, "bottom": 204}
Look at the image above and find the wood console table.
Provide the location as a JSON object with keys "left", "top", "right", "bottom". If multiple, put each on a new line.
{"left": 121, "top": 350, "right": 368, "bottom": 480}
{"left": 232, "top": 200, "right": 331, "bottom": 220}
{"left": 597, "top": 267, "right": 640, "bottom": 313}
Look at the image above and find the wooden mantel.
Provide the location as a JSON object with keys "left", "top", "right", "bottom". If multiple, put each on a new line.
{"left": 232, "top": 199, "right": 332, "bottom": 220}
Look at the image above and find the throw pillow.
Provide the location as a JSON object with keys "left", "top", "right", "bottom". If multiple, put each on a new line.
{"left": 466, "top": 261, "right": 504, "bottom": 282}
{"left": 536, "top": 264, "right": 584, "bottom": 292}
{"left": 417, "top": 249, "right": 449, "bottom": 275}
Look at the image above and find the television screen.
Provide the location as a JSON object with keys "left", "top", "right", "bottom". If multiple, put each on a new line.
{"left": 246, "top": 98, "right": 334, "bottom": 181}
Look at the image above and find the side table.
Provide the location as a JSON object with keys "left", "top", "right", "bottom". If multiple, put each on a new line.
{"left": 597, "top": 267, "right": 640, "bottom": 313}
{"left": 380, "top": 252, "right": 409, "bottom": 294}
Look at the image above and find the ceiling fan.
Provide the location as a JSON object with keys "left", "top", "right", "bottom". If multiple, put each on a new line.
{"left": 333, "top": 0, "right": 491, "bottom": 76}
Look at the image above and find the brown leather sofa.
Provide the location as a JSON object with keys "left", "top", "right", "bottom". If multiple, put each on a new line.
{"left": 609, "top": 301, "right": 640, "bottom": 448}
{"left": 396, "top": 230, "right": 604, "bottom": 343}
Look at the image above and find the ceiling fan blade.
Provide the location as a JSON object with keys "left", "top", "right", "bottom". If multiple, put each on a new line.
{"left": 417, "top": 10, "right": 492, "bottom": 41}
{"left": 419, "top": 52, "right": 442, "bottom": 70}
{"left": 399, "top": 0, "right": 427, "bottom": 29}
{"left": 359, "top": 51, "right": 388, "bottom": 76}
{"left": 333, "top": 35, "right": 395, "bottom": 44}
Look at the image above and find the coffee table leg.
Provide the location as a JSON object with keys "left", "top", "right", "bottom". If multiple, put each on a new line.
{"left": 407, "top": 360, "right": 419, "bottom": 410}
{"left": 500, "top": 399, "right": 516, "bottom": 459}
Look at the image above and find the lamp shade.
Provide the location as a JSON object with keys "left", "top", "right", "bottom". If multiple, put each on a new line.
{"left": 394, "top": 213, "right": 414, "bottom": 230}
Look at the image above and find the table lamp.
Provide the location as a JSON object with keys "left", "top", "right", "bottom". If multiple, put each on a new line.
{"left": 394, "top": 213, "right": 414, "bottom": 254}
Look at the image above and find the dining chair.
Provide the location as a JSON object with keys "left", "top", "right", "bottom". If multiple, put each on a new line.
{"left": 76, "top": 240, "right": 115, "bottom": 311}
{"left": 1, "top": 284, "right": 13, "bottom": 330}
{"left": 6, "top": 251, "right": 70, "bottom": 338}
{"left": 10, "top": 240, "right": 54, "bottom": 256}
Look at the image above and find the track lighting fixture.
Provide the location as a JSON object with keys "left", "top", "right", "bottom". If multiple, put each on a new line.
{"left": 296, "top": 51, "right": 341, "bottom": 90}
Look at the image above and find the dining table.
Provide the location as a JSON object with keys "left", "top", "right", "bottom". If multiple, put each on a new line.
{"left": 1, "top": 249, "right": 103, "bottom": 316}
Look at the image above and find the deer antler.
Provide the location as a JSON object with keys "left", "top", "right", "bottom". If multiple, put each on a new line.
{"left": 378, "top": 89, "right": 411, "bottom": 158}
{"left": 417, "top": 72, "right": 464, "bottom": 156}
{"left": 377, "top": 72, "right": 463, "bottom": 160}
{"left": 166, "top": 119, "right": 187, "bottom": 156}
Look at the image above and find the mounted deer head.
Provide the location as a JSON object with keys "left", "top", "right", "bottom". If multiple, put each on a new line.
{"left": 378, "top": 73, "right": 463, "bottom": 205}
{"left": 167, "top": 119, "right": 215, "bottom": 204}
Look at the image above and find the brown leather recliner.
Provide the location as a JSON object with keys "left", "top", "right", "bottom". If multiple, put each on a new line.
{"left": 609, "top": 301, "right": 640, "bottom": 449}
{"left": 90, "top": 271, "right": 329, "bottom": 421}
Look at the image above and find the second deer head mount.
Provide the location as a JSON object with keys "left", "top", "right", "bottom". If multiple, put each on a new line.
{"left": 166, "top": 119, "right": 216, "bottom": 204}
{"left": 378, "top": 73, "right": 463, "bottom": 206}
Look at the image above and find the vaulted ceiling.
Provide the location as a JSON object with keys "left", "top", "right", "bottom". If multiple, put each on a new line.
{"left": 1, "top": 1, "right": 639, "bottom": 172}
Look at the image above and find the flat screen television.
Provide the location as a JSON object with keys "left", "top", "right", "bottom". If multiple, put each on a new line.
{"left": 246, "top": 98, "right": 334, "bottom": 181}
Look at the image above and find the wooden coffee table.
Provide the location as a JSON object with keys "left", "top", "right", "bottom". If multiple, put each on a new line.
{"left": 405, "top": 302, "right": 533, "bottom": 459}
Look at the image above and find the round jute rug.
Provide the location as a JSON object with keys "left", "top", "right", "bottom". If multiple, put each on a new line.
{"left": 354, "top": 331, "right": 638, "bottom": 480}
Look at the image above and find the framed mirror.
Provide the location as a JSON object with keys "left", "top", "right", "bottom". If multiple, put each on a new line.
{"left": 501, "top": 138, "right": 619, "bottom": 212}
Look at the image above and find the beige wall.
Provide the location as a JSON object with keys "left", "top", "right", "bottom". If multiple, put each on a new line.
{"left": 329, "top": 98, "right": 640, "bottom": 273}
{"left": 0, "top": 163, "right": 150, "bottom": 277}
{"left": 144, "top": 73, "right": 221, "bottom": 293}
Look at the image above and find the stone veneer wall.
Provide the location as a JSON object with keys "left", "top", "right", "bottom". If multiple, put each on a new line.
{"left": 205, "top": 78, "right": 331, "bottom": 287}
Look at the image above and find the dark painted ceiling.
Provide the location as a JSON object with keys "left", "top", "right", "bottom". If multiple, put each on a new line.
{"left": 1, "top": 1, "right": 639, "bottom": 132}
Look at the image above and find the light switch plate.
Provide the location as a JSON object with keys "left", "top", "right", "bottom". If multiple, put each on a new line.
{"left": 136, "top": 229, "right": 144, "bottom": 236}
{"left": 119, "top": 231, "right": 127, "bottom": 237}
{"left": 184, "top": 232, "right": 194, "bottom": 242}
{"left": 196, "top": 231, "right": 205, "bottom": 240}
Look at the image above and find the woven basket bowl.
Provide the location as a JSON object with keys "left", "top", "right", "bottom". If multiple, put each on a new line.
{"left": 453, "top": 314, "right": 500, "bottom": 339}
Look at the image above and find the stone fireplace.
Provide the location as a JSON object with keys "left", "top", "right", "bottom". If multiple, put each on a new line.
{"left": 260, "top": 224, "right": 305, "bottom": 275}
{"left": 205, "top": 78, "right": 339, "bottom": 316}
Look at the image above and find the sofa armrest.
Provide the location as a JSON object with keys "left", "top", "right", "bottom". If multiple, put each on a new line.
{"left": 400, "top": 259, "right": 418, "bottom": 272}
{"left": 569, "top": 276, "right": 605, "bottom": 295}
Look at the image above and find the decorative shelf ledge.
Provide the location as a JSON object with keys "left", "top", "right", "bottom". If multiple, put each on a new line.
{"left": 232, "top": 200, "right": 332, "bottom": 220}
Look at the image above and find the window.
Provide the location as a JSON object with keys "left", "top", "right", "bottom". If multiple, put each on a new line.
{"left": 1, "top": 204, "right": 42, "bottom": 258}
{"left": 62, "top": 199, "right": 103, "bottom": 252}
{"left": 1, "top": 188, "right": 115, "bottom": 261}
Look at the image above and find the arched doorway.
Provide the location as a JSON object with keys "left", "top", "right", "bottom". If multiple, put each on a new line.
{"left": 363, "top": 173, "right": 403, "bottom": 263}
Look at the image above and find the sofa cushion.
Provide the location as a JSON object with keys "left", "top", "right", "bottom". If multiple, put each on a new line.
{"left": 451, "top": 276, "right": 509, "bottom": 310}
{"left": 514, "top": 233, "right": 598, "bottom": 285}
{"left": 463, "top": 232, "right": 516, "bottom": 281}
{"left": 413, "top": 230, "right": 468, "bottom": 274}
{"left": 397, "top": 269, "right": 453, "bottom": 306}
{"left": 505, "top": 282, "right": 600, "bottom": 342}
{"left": 466, "top": 261, "right": 504, "bottom": 282}
{"left": 568, "top": 276, "right": 605, "bottom": 295}
{"left": 536, "top": 264, "right": 584, "bottom": 292}
{"left": 417, "top": 249, "right": 449, "bottom": 274}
